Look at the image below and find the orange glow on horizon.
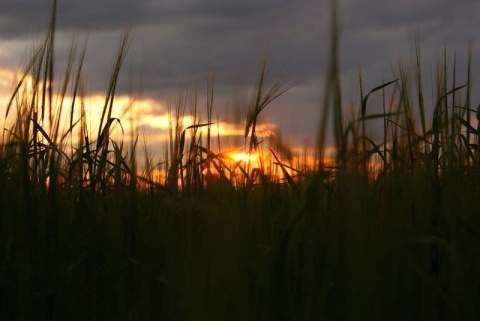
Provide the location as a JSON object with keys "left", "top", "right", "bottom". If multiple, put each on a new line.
{"left": 228, "top": 151, "right": 260, "bottom": 164}
{"left": 0, "top": 66, "right": 315, "bottom": 181}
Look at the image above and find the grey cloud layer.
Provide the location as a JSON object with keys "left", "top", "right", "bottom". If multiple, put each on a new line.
{"left": 1, "top": 0, "right": 479, "bottom": 142}
{"left": 0, "top": 0, "right": 325, "bottom": 86}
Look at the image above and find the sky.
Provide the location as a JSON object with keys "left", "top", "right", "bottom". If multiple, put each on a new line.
{"left": 1, "top": 0, "right": 479, "bottom": 156}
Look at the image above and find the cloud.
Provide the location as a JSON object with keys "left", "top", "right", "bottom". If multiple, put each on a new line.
{"left": 0, "top": 0, "right": 150, "bottom": 38}
{"left": 1, "top": 0, "right": 480, "bottom": 150}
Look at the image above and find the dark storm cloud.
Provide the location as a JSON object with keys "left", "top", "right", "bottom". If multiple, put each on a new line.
{"left": 0, "top": 0, "right": 150, "bottom": 38}
{"left": 0, "top": 0, "right": 326, "bottom": 93}
{"left": 0, "top": 0, "right": 309, "bottom": 36}
{"left": 336, "top": 0, "right": 480, "bottom": 91}
{"left": 341, "top": 0, "right": 480, "bottom": 59}
{"left": 131, "top": 0, "right": 327, "bottom": 97}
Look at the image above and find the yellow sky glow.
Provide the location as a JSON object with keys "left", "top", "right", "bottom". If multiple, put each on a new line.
{"left": 0, "top": 67, "right": 278, "bottom": 153}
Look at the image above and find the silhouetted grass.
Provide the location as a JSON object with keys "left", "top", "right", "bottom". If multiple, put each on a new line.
{"left": 0, "top": 1, "right": 479, "bottom": 321}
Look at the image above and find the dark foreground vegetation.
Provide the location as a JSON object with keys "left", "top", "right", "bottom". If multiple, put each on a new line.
{"left": 1, "top": 1, "right": 479, "bottom": 320}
